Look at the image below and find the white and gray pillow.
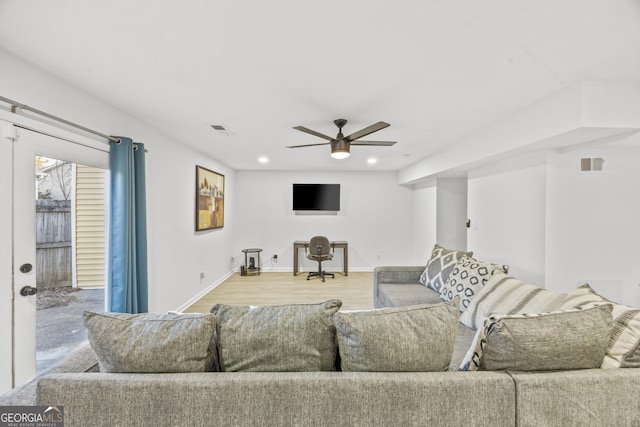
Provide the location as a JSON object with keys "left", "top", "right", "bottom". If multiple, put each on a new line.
{"left": 460, "top": 304, "right": 613, "bottom": 371}
{"left": 419, "top": 244, "right": 473, "bottom": 292}
{"left": 459, "top": 272, "right": 566, "bottom": 330}
{"left": 560, "top": 284, "right": 640, "bottom": 368}
{"left": 334, "top": 300, "right": 460, "bottom": 372}
{"left": 210, "top": 300, "right": 342, "bottom": 372}
{"left": 83, "top": 311, "right": 217, "bottom": 373}
{"left": 440, "top": 256, "right": 509, "bottom": 311}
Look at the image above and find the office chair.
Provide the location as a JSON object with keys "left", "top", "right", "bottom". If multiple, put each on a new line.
{"left": 306, "top": 236, "right": 335, "bottom": 282}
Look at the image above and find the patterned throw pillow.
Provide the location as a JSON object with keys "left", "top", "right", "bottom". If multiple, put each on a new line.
{"left": 560, "top": 284, "right": 640, "bottom": 368}
{"left": 439, "top": 256, "right": 509, "bottom": 311}
{"left": 334, "top": 300, "right": 460, "bottom": 372}
{"left": 419, "top": 244, "right": 473, "bottom": 292}
{"left": 83, "top": 311, "right": 217, "bottom": 373}
{"left": 459, "top": 272, "right": 566, "bottom": 330}
{"left": 210, "top": 300, "right": 342, "bottom": 372}
{"left": 460, "top": 304, "right": 613, "bottom": 371}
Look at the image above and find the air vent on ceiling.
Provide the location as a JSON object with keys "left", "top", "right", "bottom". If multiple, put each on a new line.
{"left": 579, "top": 157, "right": 604, "bottom": 173}
{"left": 210, "top": 124, "right": 234, "bottom": 137}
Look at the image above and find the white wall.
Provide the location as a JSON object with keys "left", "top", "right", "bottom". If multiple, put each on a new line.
{"left": 411, "top": 178, "right": 469, "bottom": 265}
{"left": 467, "top": 154, "right": 548, "bottom": 285}
{"left": 233, "top": 170, "right": 414, "bottom": 272}
{"left": 144, "top": 144, "right": 235, "bottom": 312}
{"left": 0, "top": 48, "right": 236, "bottom": 316}
{"left": 412, "top": 180, "right": 438, "bottom": 265}
{"left": 465, "top": 144, "right": 640, "bottom": 307}
{"left": 546, "top": 147, "right": 640, "bottom": 306}
{"left": 436, "top": 178, "right": 468, "bottom": 251}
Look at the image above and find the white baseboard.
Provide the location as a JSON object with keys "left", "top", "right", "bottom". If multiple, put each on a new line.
{"left": 258, "top": 266, "right": 294, "bottom": 273}
{"left": 256, "top": 266, "right": 375, "bottom": 273}
{"left": 174, "top": 270, "right": 234, "bottom": 312}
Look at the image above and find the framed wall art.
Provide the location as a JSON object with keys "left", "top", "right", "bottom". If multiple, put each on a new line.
{"left": 195, "top": 165, "right": 225, "bottom": 231}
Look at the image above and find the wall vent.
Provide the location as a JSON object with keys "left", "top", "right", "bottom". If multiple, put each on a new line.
{"left": 579, "top": 157, "right": 604, "bottom": 172}
{"left": 211, "top": 124, "right": 226, "bottom": 131}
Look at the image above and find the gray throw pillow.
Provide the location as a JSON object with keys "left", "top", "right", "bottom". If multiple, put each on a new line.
{"left": 460, "top": 304, "right": 613, "bottom": 371}
{"left": 83, "top": 311, "right": 217, "bottom": 373}
{"left": 210, "top": 300, "right": 342, "bottom": 372}
{"left": 419, "top": 244, "right": 473, "bottom": 292}
{"left": 334, "top": 300, "right": 460, "bottom": 372}
{"left": 560, "top": 283, "right": 640, "bottom": 368}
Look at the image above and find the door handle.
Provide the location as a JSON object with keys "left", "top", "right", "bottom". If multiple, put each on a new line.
{"left": 19, "top": 286, "right": 37, "bottom": 296}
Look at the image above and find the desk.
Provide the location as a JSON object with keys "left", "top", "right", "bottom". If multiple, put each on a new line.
{"left": 293, "top": 241, "right": 348, "bottom": 276}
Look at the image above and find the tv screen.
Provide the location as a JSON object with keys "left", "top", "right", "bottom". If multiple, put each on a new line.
{"left": 293, "top": 184, "right": 340, "bottom": 211}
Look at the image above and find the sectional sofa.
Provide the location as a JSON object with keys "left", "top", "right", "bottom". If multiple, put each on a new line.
{"left": 374, "top": 245, "right": 640, "bottom": 426}
{"left": 31, "top": 246, "right": 640, "bottom": 426}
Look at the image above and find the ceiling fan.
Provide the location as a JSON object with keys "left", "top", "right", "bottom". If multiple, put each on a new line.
{"left": 288, "top": 119, "right": 397, "bottom": 159}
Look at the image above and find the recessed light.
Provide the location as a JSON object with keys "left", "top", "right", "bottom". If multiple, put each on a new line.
{"left": 258, "top": 156, "right": 269, "bottom": 164}
{"left": 367, "top": 157, "right": 378, "bottom": 165}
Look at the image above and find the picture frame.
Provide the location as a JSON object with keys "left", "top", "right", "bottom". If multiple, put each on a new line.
{"left": 195, "top": 165, "right": 225, "bottom": 231}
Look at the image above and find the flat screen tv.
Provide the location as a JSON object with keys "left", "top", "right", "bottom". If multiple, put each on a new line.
{"left": 292, "top": 183, "right": 340, "bottom": 211}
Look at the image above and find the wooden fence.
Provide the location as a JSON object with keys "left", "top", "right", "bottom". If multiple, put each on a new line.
{"left": 36, "top": 199, "right": 72, "bottom": 289}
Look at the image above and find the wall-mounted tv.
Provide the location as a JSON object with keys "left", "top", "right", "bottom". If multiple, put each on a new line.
{"left": 292, "top": 183, "right": 341, "bottom": 211}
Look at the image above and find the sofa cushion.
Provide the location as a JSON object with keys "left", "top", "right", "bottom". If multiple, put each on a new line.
{"left": 377, "top": 283, "right": 443, "bottom": 308}
{"left": 459, "top": 272, "right": 566, "bottom": 330}
{"left": 334, "top": 300, "right": 460, "bottom": 372}
{"left": 210, "top": 300, "right": 342, "bottom": 372}
{"left": 37, "top": 371, "right": 520, "bottom": 427}
{"left": 510, "top": 369, "right": 640, "bottom": 427}
{"left": 419, "top": 244, "right": 473, "bottom": 292}
{"left": 83, "top": 311, "right": 217, "bottom": 373}
{"left": 560, "top": 284, "right": 640, "bottom": 368}
{"left": 440, "top": 256, "right": 509, "bottom": 311}
{"left": 460, "top": 304, "right": 613, "bottom": 371}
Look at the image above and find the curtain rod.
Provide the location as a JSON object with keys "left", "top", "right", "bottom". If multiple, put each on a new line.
{"left": 0, "top": 95, "right": 120, "bottom": 144}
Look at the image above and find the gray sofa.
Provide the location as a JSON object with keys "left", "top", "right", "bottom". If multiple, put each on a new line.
{"left": 29, "top": 266, "right": 640, "bottom": 426}
{"left": 374, "top": 265, "right": 640, "bottom": 426}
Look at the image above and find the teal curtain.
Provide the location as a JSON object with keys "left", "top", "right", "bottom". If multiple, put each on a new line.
{"left": 108, "top": 137, "right": 148, "bottom": 313}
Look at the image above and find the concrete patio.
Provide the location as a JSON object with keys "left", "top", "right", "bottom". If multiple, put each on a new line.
{"left": 36, "top": 287, "right": 104, "bottom": 373}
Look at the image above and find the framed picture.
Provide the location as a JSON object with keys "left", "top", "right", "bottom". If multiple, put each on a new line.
{"left": 195, "top": 165, "right": 225, "bottom": 231}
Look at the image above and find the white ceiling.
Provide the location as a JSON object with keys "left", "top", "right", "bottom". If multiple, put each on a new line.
{"left": 1, "top": 0, "right": 639, "bottom": 171}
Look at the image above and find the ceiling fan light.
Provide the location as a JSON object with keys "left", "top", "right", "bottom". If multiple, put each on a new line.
{"left": 331, "top": 150, "right": 350, "bottom": 159}
{"left": 331, "top": 139, "right": 350, "bottom": 159}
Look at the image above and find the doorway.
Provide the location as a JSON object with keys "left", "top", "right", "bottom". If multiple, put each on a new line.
{"left": 34, "top": 156, "right": 106, "bottom": 373}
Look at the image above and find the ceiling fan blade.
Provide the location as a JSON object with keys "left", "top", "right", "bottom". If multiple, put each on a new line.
{"left": 286, "top": 142, "right": 331, "bottom": 148}
{"left": 293, "top": 126, "right": 334, "bottom": 142}
{"left": 350, "top": 141, "right": 397, "bottom": 146}
{"left": 345, "top": 121, "right": 390, "bottom": 142}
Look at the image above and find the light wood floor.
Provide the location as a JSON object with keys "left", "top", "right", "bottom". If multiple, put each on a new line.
{"left": 184, "top": 271, "right": 374, "bottom": 313}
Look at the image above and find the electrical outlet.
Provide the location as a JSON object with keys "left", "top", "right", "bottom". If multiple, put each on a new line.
{"left": 200, "top": 272, "right": 205, "bottom": 279}
{"left": 273, "top": 254, "right": 278, "bottom": 262}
